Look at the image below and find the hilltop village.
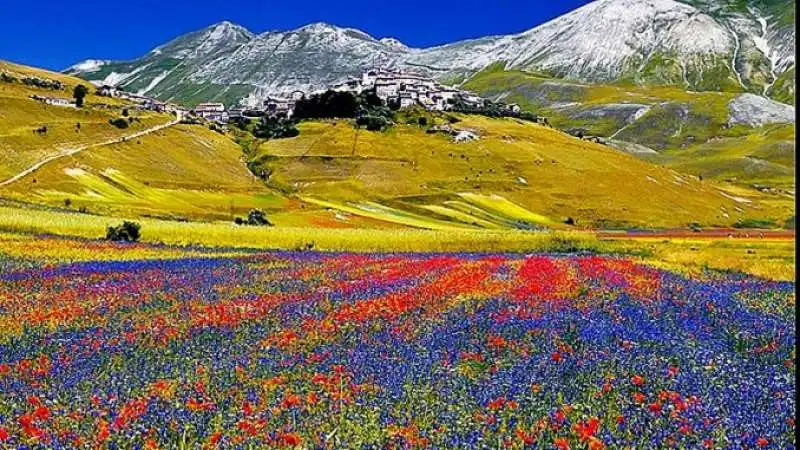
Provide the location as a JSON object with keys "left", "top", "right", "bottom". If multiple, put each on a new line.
{"left": 85, "top": 69, "right": 520, "bottom": 124}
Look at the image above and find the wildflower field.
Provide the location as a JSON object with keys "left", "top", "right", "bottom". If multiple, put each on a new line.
{"left": 0, "top": 242, "right": 795, "bottom": 449}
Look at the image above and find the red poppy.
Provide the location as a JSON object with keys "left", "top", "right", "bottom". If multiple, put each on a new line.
{"left": 488, "top": 397, "right": 506, "bottom": 411}
{"left": 757, "top": 437, "right": 769, "bottom": 448}
{"left": 551, "top": 352, "right": 562, "bottom": 363}
{"left": 648, "top": 401, "right": 662, "bottom": 415}
{"left": 34, "top": 405, "right": 50, "bottom": 421}
{"left": 281, "top": 393, "right": 302, "bottom": 409}
{"left": 631, "top": 375, "right": 645, "bottom": 386}
{"left": 516, "top": 428, "right": 535, "bottom": 445}
{"left": 588, "top": 437, "right": 605, "bottom": 450}
{"left": 209, "top": 431, "right": 222, "bottom": 445}
{"left": 554, "top": 437, "right": 570, "bottom": 450}
{"left": 487, "top": 335, "right": 507, "bottom": 350}
{"left": 0, "top": 427, "right": 8, "bottom": 441}
{"left": 96, "top": 420, "right": 110, "bottom": 443}
{"left": 277, "top": 432, "right": 302, "bottom": 447}
{"left": 573, "top": 417, "right": 600, "bottom": 441}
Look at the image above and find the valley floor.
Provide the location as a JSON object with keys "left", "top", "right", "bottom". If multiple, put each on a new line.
{"left": 0, "top": 235, "right": 794, "bottom": 448}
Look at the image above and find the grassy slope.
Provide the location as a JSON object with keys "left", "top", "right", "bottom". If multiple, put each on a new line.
{"left": 251, "top": 114, "right": 792, "bottom": 229}
{"left": 0, "top": 60, "right": 173, "bottom": 180}
{"left": 0, "top": 124, "right": 292, "bottom": 221}
{"left": 1, "top": 60, "right": 792, "bottom": 231}
{"left": 463, "top": 68, "right": 796, "bottom": 191}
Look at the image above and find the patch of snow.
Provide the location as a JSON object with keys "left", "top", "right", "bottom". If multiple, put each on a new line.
{"left": 67, "top": 59, "right": 108, "bottom": 73}
{"left": 137, "top": 70, "right": 171, "bottom": 95}
{"left": 380, "top": 37, "right": 409, "bottom": 50}
{"left": 101, "top": 72, "right": 131, "bottom": 86}
{"left": 727, "top": 27, "right": 746, "bottom": 89}
{"left": 750, "top": 11, "right": 779, "bottom": 95}
{"left": 406, "top": 0, "right": 733, "bottom": 82}
{"left": 100, "top": 63, "right": 152, "bottom": 87}
{"left": 728, "top": 93, "right": 795, "bottom": 127}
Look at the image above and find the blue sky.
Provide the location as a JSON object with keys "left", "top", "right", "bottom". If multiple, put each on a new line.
{"left": 2, "top": 0, "right": 591, "bottom": 71}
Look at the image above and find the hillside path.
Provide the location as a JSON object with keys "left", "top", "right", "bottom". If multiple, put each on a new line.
{"left": 0, "top": 117, "right": 181, "bottom": 187}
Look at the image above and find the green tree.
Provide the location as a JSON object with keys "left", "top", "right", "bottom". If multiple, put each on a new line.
{"left": 247, "top": 209, "right": 273, "bottom": 226}
{"left": 106, "top": 221, "right": 141, "bottom": 242}
{"left": 73, "top": 84, "right": 89, "bottom": 107}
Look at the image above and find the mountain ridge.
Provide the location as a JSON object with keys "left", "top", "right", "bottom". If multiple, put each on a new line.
{"left": 65, "top": 0, "right": 795, "bottom": 106}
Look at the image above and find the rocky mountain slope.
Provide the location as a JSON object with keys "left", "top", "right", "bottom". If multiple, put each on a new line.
{"left": 412, "top": 0, "right": 795, "bottom": 100}
{"left": 66, "top": 0, "right": 795, "bottom": 106}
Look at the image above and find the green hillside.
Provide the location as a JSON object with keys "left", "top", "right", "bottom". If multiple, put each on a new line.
{"left": 463, "top": 67, "right": 796, "bottom": 192}
{"left": 248, "top": 114, "right": 793, "bottom": 229}
{"left": 0, "top": 60, "right": 174, "bottom": 180}
{"left": 2, "top": 60, "right": 793, "bottom": 231}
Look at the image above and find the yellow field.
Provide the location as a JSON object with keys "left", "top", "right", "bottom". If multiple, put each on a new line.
{"left": 254, "top": 115, "right": 792, "bottom": 229}
{"left": 0, "top": 205, "right": 605, "bottom": 253}
{"left": 462, "top": 68, "right": 796, "bottom": 193}
{"left": 0, "top": 205, "right": 793, "bottom": 281}
{"left": 0, "top": 60, "right": 174, "bottom": 180}
{"left": 0, "top": 125, "right": 290, "bottom": 221}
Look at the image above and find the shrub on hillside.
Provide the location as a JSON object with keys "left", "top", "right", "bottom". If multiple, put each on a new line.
{"left": 450, "top": 96, "right": 540, "bottom": 123}
{"left": 106, "top": 221, "right": 141, "bottom": 242}
{"left": 294, "top": 90, "right": 359, "bottom": 119}
{"left": 230, "top": 116, "right": 252, "bottom": 131}
{"left": 253, "top": 116, "right": 299, "bottom": 139}
{"left": 22, "top": 77, "right": 63, "bottom": 90}
{"left": 73, "top": 84, "right": 89, "bottom": 108}
{"left": 247, "top": 209, "right": 273, "bottom": 226}
{"left": 235, "top": 209, "right": 273, "bottom": 226}
{"left": 733, "top": 218, "right": 777, "bottom": 229}
{"left": 0, "top": 72, "right": 17, "bottom": 84}
{"left": 109, "top": 118, "right": 129, "bottom": 129}
{"left": 355, "top": 114, "right": 390, "bottom": 131}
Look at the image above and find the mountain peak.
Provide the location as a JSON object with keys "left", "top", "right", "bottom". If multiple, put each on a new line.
{"left": 379, "top": 37, "right": 409, "bottom": 50}
{"left": 205, "top": 21, "right": 254, "bottom": 39}
{"left": 296, "top": 22, "right": 340, "bottom": 33}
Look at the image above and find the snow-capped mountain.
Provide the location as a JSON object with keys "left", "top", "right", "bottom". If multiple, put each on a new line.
{"left": 408, "top": 0, "right": 794, "bottom": 97}
{"left": 66, "top": 0, "right": 795, "bottom": 106}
